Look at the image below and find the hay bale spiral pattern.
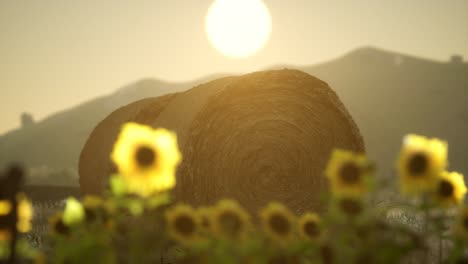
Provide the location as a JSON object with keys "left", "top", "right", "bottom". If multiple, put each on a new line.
{"left": 79, "top": 70, "right": 364, "bottom": 214}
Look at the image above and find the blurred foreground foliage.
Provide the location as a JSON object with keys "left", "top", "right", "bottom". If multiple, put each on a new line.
{"left": 1, "top": 123, "right": 468, "bottom": 263}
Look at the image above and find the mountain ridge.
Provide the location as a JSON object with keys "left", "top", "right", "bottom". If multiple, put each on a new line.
{"left": 0, "top": 46, "right": 466, "bottom": 185}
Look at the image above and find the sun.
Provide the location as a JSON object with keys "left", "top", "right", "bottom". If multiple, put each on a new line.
{"left": 205, "top": 0, "right": 272, "bottom": 59}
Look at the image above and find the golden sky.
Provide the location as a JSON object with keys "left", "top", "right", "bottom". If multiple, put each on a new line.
{"left": 0, "top": 0, "right": 467, "bottom": 134}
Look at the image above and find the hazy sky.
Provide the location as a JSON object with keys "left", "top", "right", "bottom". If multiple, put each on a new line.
{"left": 1, "top": 0, "right": 467, "bottom": 134}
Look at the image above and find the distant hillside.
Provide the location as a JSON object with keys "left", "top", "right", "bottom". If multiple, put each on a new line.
{"left": 0, "top": 78, "right": 211, "bottom": 184}
{"left": 305, "top": 47, "right": 468, "bottom": 179}
{"left": 0, "top": 47, "right": 466, "bottom": 185}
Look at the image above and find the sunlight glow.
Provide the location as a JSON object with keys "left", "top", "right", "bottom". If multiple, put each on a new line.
{"left": 205, "top": 0, "right": 272, "bottom": 58}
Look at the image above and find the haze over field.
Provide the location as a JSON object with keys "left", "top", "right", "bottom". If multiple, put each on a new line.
{"left": 1, "top": 0, "right": 467, "bottom": 134}
{"left": 0, "top": 47, "right": 466, "bottom": 186}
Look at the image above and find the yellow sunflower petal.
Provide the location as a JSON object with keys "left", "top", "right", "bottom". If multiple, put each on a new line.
{"left": 111, "top": 123, "right": 182, "bottom": 197}
{"left": 165, "top": 204, "right": 200, "bottom": 245}
{"left": 433, "top": 171, "right": 467, "bottom": 207}
{"left": 210, "top": 199, "right": 251, "bottom": 240}
{"left": 325, "top": 149, "right": 373, "bottom": 198}
{"left": 298, "top": 212, "right": 321, "bottom": 240}
{"left": 397, "top": 134, "right": 448, "bottom": 195}
{"left": 259, "top": 202, "right": 296, "bottom": 243}
{"left": 17, "top": 199, "right": 33, "bottom": 233}
{"left": 0, "top": 195, "right": 33, "bottom": 233}
{"left": 0, "top": 201, "right": 11, "bottom": 216}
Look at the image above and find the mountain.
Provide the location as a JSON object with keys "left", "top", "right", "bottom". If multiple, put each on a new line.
{"left": 306, "top": 47, "right": 468, "bottom": 179}
{"left": 0, "top": 47, "right": 466, "bottom": 185}
{"left": 0, "top": 77, "right": 219, "bottom": 184}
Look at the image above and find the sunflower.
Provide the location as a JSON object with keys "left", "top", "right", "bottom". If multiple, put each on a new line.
{"left": 260, "top": 202, "right": 296, "bottom": 243}
{"left": 165, "top": 204, "right": 200, "bottom": 245}
{"left": 454, "top": 206, "right": 468, "bottom": 240}
{"left": 111, "top": 122, "right": 182, "bottom": 197}
{"left": 0, "top": 195, "right": 33, "bottom": 233}
{"left": 298, "top": 212, "right": 321, "bottom": 240}
{"left": 397, "top": 134, "right": 448, "bottom": 195}
{"left": 432, "top": 171, "right": 466, "bottom": 208}
{"left": 325, "top": 149, "right": 373, "bottom": 198}
{"left": 210, "top": 199, "right": 251, "bottom": 240}
{"left": 16, "top": 194, "right": 33, "bottom": 233}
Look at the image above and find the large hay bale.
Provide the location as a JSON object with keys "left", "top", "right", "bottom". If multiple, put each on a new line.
{"left": 79, "top": 69, "right": 365, "bottom": 214}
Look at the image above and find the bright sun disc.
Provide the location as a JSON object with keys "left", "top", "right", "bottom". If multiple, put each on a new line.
{"left": 205, "top": 0, "right": 272, "bottom": 58}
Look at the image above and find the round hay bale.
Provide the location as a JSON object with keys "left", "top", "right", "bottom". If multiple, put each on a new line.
{"left": 79, "top": 69, "right": 365, "bottom": 214}
{"left": 79, "top": 93, "right": 178, "bottom": 194}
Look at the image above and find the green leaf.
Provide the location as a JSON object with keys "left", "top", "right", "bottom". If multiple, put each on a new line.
{"left": 0, "top": 240, "right": 9, "bottom": 259}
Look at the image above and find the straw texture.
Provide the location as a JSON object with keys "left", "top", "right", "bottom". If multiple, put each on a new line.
{"left": 79, "top": 70, "right": 364, "bottom": 213}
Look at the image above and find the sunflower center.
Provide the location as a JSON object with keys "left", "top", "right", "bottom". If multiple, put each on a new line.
{"left": 174, "top": 214, "right": 195, "bottom": 237}
{"left": 304, "top": 221, "right": 319, "bottom": 238}
{"left": 408, "top": 153, "right": 428, "bottom": 176}
{"left": 269, "top": 213, "right": 290, "bottom": 235}
{"left": 135, "top": 146, "right": 156, "bottom": 168}
{"left": 340, "top": 162, "right": 360, "bottom": 184}
{"left": 219, "top": 211, "right": 242, "bottom": 237}
{"left": 438, "top": 180, "right": 454, "bottom": 197}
